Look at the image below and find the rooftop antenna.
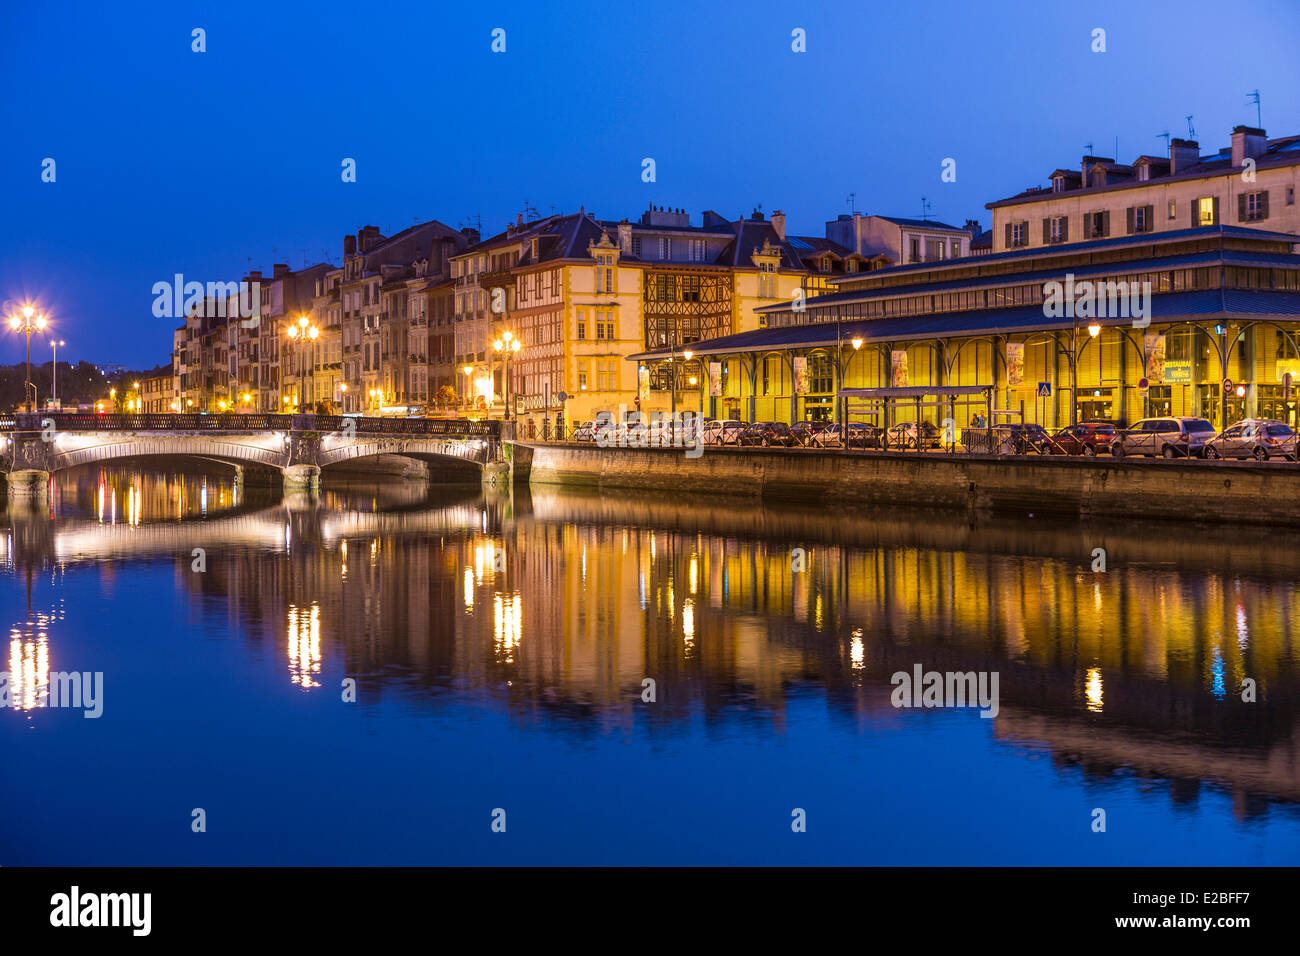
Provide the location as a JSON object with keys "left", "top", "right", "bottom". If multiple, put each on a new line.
{"left": 1084, "top": 141, "right": 1094, "bottom": 155}
{"left": 1247, "top": 90, "right": 1261, "bottom": 127}
{"left": 299, "top": 248, "right": 308, "bottom": 267}
{"left": 920, "top": 197, "right": 931, "bottom": 220}
{"left": 1157, "top": 130, "right": 1171, "bottom": 151}
{"left": 846, "top": 191, "right": 856, "bottom": 215}
{"left": 1114, "top": 135, "right": 1119, "bottom": 159}
{"left": 1186, "top": 115, "right": 1196, "bottom": 139}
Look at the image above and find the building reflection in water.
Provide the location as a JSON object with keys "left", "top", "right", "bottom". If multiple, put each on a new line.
{"left": 6, "top": 609, "right": 59, "bottom": 713}
{"left": 10, "top": 466, "right": 1300, "bottom": 818}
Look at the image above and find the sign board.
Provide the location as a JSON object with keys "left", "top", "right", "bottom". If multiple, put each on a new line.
{"left": 1006, "top": 343, "right": 1025, "bottom": 386}
{"left": 1165, "top": 361, "right": 1192, "bottom": 383}
{"left": 1137, "top": 377, "right": 1149, "bottom": 390}
{"left": 1223, "top": 378, "right": 1234, "bottom": 393}
{"left": 1036, "top": 382, "right": 1051, "bottom": 398}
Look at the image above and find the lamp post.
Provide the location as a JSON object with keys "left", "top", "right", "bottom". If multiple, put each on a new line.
{"left": 7, "top": 306, "right": 48, "bottom": 411}
{"left": 284, "top": 314, "right": 318, "bottom": 413}
{"left": 463, "top": 365, "right": 474, "bottom": 414}
{"left": 846, "top": 336, "right": 864, "bottom": 446}
{"left": 50, "top": 338, "right": 66, "bottom": 407}
{"left": 1071, "top": 319, "right": 1102, "bottom": 425}
{"left": 493, "top": 331, "right": 521, "bottom": 420}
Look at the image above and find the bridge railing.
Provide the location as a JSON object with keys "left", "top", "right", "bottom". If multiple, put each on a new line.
{"left": 11, "top": 412, "right": 502, "bottom": 438}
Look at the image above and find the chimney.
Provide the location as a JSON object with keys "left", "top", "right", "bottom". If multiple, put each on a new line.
{"left": 770, "top": 210, "right": 786, "bottom": 240}
{"left": 359, "top": 225, "right": 381, "bottom": 252}
{"left": 273, "top": 263, "right": 290, "bottom": 279}
{"left": 1170, "top": 138, "right": 1200, "bottom": 175}
{"left": 1231, "top": 125, "right": 1267, "bottom": 168}
{"left": 343, "top": 235, "right": 356, "bottom": 257}
{"left": 618, "top": 220, "right": 633, "bottom": 254}
{"left": 517, "top": 213, "right": 524, "bottom": 227}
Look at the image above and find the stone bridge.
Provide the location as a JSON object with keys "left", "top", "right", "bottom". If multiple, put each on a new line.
{"left": 0, "top": 412, "right": 504, "bottom": 497}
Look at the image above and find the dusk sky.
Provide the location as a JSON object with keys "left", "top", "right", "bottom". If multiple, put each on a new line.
{"left": 3, "top": 0, "right": 1298, "bottom": 368}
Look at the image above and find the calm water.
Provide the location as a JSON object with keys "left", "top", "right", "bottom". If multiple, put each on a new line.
{"left": 2, "top": 463, "right": 1299, "bottom": 865}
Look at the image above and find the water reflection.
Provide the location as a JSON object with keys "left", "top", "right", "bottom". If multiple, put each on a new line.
{"left": 6, "top": 462, "right": 1300, "bottom": 826}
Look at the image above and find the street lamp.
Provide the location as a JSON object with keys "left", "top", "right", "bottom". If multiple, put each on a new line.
{"left": 493, "top": 331, "right": 522, "bottom": 420}
{"left": 463, "top": 365, "right": 473, "bottom": 412}
{"left": 49, "top": 338, "right": 66, "bottom": 407}
{"left": 7, "top": 305, "right": 48, "bottom": 411}
{"left": 285, "top": 314, "right": 318, "bottom": 412}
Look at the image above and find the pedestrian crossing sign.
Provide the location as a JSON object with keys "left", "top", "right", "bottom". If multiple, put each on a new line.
{"left": 1036, "top": 382, "right": 1051, "bottom": 397}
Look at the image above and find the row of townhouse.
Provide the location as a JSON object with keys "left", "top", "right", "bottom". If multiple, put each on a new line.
{"left": 170, "top": 204, "right": 974, "bottom": 424}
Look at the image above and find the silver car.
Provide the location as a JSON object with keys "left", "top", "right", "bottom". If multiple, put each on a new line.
{"left": 1112, "top": 417, "right": 1215, "bottom": 458}
{"left": 1203, "top": 419, "right": 1297, "bottom": 461}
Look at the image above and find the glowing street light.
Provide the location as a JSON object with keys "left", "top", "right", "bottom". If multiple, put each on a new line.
{"left": 493, "top": 331, "right": 522, "bottom": 420}
{"left": 7, "top": 305, "right": 48, "bottom": 410}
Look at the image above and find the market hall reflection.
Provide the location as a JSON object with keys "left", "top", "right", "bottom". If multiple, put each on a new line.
{"left": 5, "top": 464, "right": 1300, "bottom": 819}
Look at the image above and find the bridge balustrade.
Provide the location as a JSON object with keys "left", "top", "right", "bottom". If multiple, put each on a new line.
{"left": 11, "top": 412, "right": 501, "bottom": 439}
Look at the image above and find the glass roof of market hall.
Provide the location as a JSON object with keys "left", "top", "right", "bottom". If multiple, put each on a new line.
{"left": 628, "top": 224, "right": 1300, "bottom": 361}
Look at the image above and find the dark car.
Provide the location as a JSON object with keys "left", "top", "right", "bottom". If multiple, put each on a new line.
{"left": 738, "top": 422, "right": 795, "bottom": 447}
{"left": 789, "top": 420, "right": 830, "bottom": 447}
{"left": 1203, "top": 419, "right": 1298, "bottom": 461}
{"left": 1112, "top": 417, "right": 1215, "bottom": 458}
{"left": 991, "top": 423, "right": 1054, "bottom": 454}
{"left": 1051, "top": 421, "right": 1117, "bottom": 456}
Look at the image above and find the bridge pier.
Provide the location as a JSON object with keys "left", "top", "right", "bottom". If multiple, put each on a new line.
{"left": 6, "top": 469, "right": 51, "bottom": 500}
{"left": 482, "top": 459, "right": 511, "bottom": 489}
{"left": 283, "top": 464, "right": 320, "bottom": 492}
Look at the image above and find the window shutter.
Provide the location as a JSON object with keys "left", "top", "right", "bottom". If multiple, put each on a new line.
{"left": 1083, "top": 216, "right": 1092, "bottom": 239}
{"left": 1004, "top": 223, "right": 1012, "bottom": 249}
{"left": 1238, "top": 193, "right": 1248, "bottom": 222}
{"left": 1261, "top": 191, "right": 1270, "bottom": 219}
{"left": 1190, "top": 200, "right": 1198, "bottom": 226}
{"left": 1101, "top": 210, "right": 1110, "bottom": 237}
{"left": 1042, "top": 218, "right": 1050, "bottom": 244}
{"left": 1062, "top": 217, "right": 1069, "bottom": 242}
{"left": 1212, "top": 197, "right": 1220, "bottom": 224}
{"left": 1126, "top": 207, "right": 1135, "bottom": 234}
{"left": 1144, "top": 205, "right": 1154, "bottom": 231}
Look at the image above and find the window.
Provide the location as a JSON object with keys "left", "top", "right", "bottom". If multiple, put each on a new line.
{"left": 632, "top": 237, "right": 642, "bottom": 257}
{"left": 1288, "top": 186, "right": 1296, "bottom": 206}
{"left": 577, "top": 320, "right": 586, "bottom": 340}
{"left": 1241, "top": 190, "right": 1269, "bottom": 222}
{"left": 688, "top": 239, "right": 706, "bottom": 262}
{"left": 909, "top": 237, "right": 921, "bottom": 261}
{"left": 1168, "top": 199, "right": 1177, "bottom": 219}
{"left": 659, "top": 237, "right": 671, "bottom": 260}
{"left": 1127, "top": 204, "right": 1153, "bottom": 234}
{"left": 1195, "top": 196, "right": 1218, "bottom": 226}
{"left": 1007, "top": 221, "right": 1027, "bottom": 249}
{"left": 577, "top": 361, "right": 588, "bottom": 391}
{"left": 1048, "top": 216, "right": 1067, "bottom": 244}
{"left": 1084, "top": 210, "right": 1108, "bottom": 239}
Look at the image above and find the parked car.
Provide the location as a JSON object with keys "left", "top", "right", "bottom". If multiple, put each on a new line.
{"left": 885, "top": 421, "right": 942, "bottom": 449}
{"left": 814, "top": 423, "right": 884, "bottom": 448}
{"left": 738, "top": 421, "right": 795, "bottom": 447}
{"left": 789, "top": 420, "right": 830, "bottom": 447}
{"left": 1051, "top": 421, "right": 1117, "bottom": 456}
{"left": 1202, "top": 419, "right": 1298, "bottom": 461}
{"left": 1112, "top": 417, "right": 1216, "bottom": 458}
{"left": 570, "top": 421, "right": 595, "bottom": 442}
{"left": 991, "top": 422, "right": 1054, "bottom": 454}
{"left": 703, "top": 419, "right": 743, "bottom": 445}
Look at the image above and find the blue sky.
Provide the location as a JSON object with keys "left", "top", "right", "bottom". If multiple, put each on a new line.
{"left": 2, "top": 0, "right": 1298, "bottom": 367}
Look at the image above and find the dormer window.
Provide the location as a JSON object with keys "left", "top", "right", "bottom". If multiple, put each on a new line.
{"left": 1136, "top": 164, "right": 1150, "bottom": 182}
{"left": 1091, "top": 166, "right": 1107, "bottom": 188}
{"left": 1052, "top": 175, "right": 1066, "bottom": 193}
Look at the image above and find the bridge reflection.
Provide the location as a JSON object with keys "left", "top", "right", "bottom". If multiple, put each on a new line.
{"left": 4, "top": 471, "right": 1299, "bottom": 816}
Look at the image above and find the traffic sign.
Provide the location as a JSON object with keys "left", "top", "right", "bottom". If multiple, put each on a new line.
{"left": 1223, "top": 378, "right": 1234, "bottom": 393}
{"left": 1036, "top": 382, "right": 1051, "bottom": 397}
{"left": 1137, "top": 377, "right": 1149, "bottom": 390}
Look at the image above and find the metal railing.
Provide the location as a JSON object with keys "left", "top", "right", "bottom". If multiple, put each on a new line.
{"left": 10, "top": 412, "right": 501, "bottom": 438}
